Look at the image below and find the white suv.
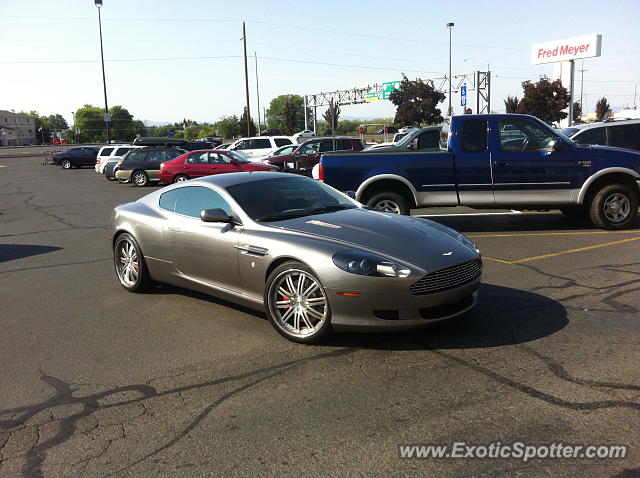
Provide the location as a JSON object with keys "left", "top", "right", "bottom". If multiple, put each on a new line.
{"left": 95, "top": 144, "right": 143, "bottom": 173}
{"left": 228, "top": 136, "right": 294, "bottom": 158}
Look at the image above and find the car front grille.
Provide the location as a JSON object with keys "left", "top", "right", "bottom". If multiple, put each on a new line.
{"left": 410, "top": 259, "right": 482, "bottom": 295}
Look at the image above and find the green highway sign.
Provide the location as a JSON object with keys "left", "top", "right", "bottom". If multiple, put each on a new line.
{"left": 381, "top": 81, "right": 400, "bottom": 100}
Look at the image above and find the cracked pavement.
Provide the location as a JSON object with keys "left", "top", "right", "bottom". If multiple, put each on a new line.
{"left": 0, "top": 156, "right": 639, "bottom": 477}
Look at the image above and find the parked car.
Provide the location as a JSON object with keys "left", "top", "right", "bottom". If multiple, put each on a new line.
{"left": 114, "top": 147, "right": 186, "bottom": 186}
{"left": 158, "top": 149, "right": 278, "bottom": 183}
{"left": 111, "top": 172, "right": 481, "bottom": 343}
{"left": 195, "top": 137, "right": 223, "bottom": 146}
{"left": 95, "top": 144, "right": 142, "bottom": 174}
{"left": 51, "top": 147, "right": 100, "bottom": 169}
{"left": 217, "top": 143, "right": 232, "bottom": 150}
{"left": 266, "top": 137, "right": 364, "bottom": 176}
{"left": 258, "top": 129, "right": 282, "bottom": 136}
{"left": 255, "top": 144, "right": 297, "bottom": 163}
{"left": 228, "top": 136, "right": 294, "bottom": 159}
{"left": 293, "top": 130, "right": 317, "bottom": 142}
{"left": 560, "top": 119, "right": 640, "bottom": 152}
{"left": 363, "top": 127, "right": 441, "bottom": 152}
{"left": 318, "top": 113, "right": 640, "bottom": 229}
{"left": 376, "top": 126, "right": 399, "bottom": 134}
{"left": 104, "top": 157, "right": 124, "bottom": 182}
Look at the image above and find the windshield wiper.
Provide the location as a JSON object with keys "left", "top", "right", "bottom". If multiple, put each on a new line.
{"left": 257, "top": 212, "right": 308, "bottom": 222}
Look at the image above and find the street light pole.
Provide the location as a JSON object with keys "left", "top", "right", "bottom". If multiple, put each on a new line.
{"left": 242, "top": 22, "right": 251, "bottom": 137}
{"left": 254, "top": 51, "right": 261, "bottom": 134}
{"left": 446, "top": 22, "right": 454, "bottom": 117}
{"left": 95, "top": 0, "right": 110, "bottom": 144}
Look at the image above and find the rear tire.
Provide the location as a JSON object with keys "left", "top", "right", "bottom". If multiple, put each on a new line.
{"left": 132, "top": 170, "right": 149, "bottom": 187}
{"left": 61, "top": 159, "right": 71, "bottom": 169}
{"left": 173, "top": 174, "right": 189, "bottom": 183}
{"left": 366, "top": 192, "right": 410, "bottom": 215}
{"left": 588, "top": 183, "right": 638, "bottom": 229}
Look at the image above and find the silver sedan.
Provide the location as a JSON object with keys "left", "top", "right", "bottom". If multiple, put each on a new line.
{"left": 111, "top": 172, "right": 482, "bottom": 343}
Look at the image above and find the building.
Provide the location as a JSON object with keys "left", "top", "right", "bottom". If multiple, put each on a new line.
{"left": 0, "top": 110, "right": 36, "bottom": 146}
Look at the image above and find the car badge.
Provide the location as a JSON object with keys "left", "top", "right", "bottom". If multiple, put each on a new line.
{"left": 442, "top": 251, "right": 453, "bottom": 256}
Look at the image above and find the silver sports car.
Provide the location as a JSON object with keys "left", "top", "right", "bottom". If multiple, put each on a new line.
{"left": 111, "top": 172, "right": 482, "bottom": 343}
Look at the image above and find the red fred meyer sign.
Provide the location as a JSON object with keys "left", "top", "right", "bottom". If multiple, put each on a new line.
{"left": 531, "top": 34, "right": 602, "bottom": 64}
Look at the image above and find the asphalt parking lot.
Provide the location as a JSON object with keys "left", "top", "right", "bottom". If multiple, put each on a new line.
{"left": 1, "top": 156, "right": 639, "bottom": 478}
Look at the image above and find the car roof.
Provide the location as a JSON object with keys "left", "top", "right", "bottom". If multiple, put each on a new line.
{"left": 191, "top": 171, "right": 303, "bottom": 188}
{"left": 570, "top": 118, "right": 640, "bottom": 132}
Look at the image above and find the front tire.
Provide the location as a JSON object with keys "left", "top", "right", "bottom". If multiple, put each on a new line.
{"left": 265, "top": 261, "right": 332, "bottom": 344}
{"left": 132, "top": 170, "right": 149, "bottom": 187}
{"left": 61, "top": 159, "right": 72, "bottom": 169}
{"left": 588, "top": 183, "right": 638, "bottom": 229}
{"left": 367, "top": 192, "right": 410, "bottom": 215}
{"left": 113, "top": 233, "right": 151, "bottom": 292}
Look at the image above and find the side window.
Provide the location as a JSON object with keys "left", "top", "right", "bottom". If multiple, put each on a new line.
{"left": 101, "top": 148, "right": 114, "bottom": 157}
{"left": 336, "top": 139, "right": 353, "bottom": 151}
{"left": 499, "top": 119, "right": 556, "bottom": 152}
{"left": 575, "top": 127, "right": 606, "bottom": 146}
{"left": 114, "top": 147, "right": 131, "bottom": 156}
{"left": 418, "top": 130, "right": 442, "bottom": 150}
{"left": 233, "top": 139, "right": 251, "bottom": 150}
{"left": 299, "top": 142, "right": 319, "bottom": 154}
{"left": 186, "top": 152, "right": 209, "bottom": 164}
{"left": 252, "top": 138, "right": 271, "bottom": 149}
{"left": 159, "top": 189, "right": 179, "bottom": 212}
{"left": 145, "top": 150, "right": 164, "bottom": 164}
{"left": 318, "top": 140, "right": 335, "bottom": 152}
{"left": 126, "top": 150, "right": 147, "bottom": 162}
{"left": 174, "top": 186, "right": 231, "bottom": 218}
{"left": 461, "top": 119, "right": 487, "bottom": 153}
{"left": 274, "top": 138, "right": 292, "bottom": 147}
{"left": 608, "top": 124, "right": 640, "bottom": 149}
{"left": 209, "top": 153, "right": 229, "bottom": 164}
{"left": 166, "top": 149, "right": 182, "bottom": 160}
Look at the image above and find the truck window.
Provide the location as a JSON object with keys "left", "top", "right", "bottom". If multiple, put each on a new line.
{"left": 608, "top": 124, "right": 640, "bottom": 150}
{"left": 499, "top": 119, "right": 557, "bottom": 152}
{"left": 574, "top": 127, "right": 606, "bottom": 146}
{"left": 462, "top": 119, "right": 487, "bottom": 153}
{"left": 417, "top": 130, "right": 441, "bottom": 149}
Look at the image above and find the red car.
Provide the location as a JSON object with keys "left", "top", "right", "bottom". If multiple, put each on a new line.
{"left": 158, "top": 150, "right": 277, "bottom": 184}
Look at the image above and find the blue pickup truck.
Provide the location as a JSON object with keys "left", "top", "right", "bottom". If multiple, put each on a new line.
{"left": 317, "top": 114, "right": 640, "bottom": 229}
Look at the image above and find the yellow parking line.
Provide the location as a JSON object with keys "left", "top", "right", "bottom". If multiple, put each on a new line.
{"left": 482, "top": 236, "right": 640, "bottom": 264}
{"left": 468, "top": 231, "right": 640, "bottom": 239}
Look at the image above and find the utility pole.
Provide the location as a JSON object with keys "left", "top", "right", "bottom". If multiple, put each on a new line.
{"left": 242, "top": 22, "right": 251, "bottom": 137}
{"left": 254, "top": 51, "right": 261, "bottom": 134}
{"left": 446, "top": 22, "right": 454, "bottom": 117}
{"left": 579, "top": 62, "right": 587, "bottom": 110}
{"left": 95, "top": 0, "right": 110, "bottom": 144}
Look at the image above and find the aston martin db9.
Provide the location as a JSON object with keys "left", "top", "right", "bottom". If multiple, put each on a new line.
{"left": 111, "top": 172, "right": 482, "bottom": 343}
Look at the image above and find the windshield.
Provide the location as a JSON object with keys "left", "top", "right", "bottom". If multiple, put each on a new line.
{"left": 226, "top": 176, "right": 357, "bottom": 222}
{"left": 395, "top": 130, "right": 419, "bottom": 148}
{"left": 559, "top": 127, "right": 579, "bottom": 138}
{"left": 225, "top": 150, "right": 250, "bottom": 163}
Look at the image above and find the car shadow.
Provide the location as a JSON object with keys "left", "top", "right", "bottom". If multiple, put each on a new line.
{"left": 148, "top": 282, "right": 566, "bottom": 351}
{"left": 418, "top": 212, "right": 640, "bottom": 233}
{"left": 0, "top": 244, "right": 63, "bottom": 263}
{"left": 322, "top": 283, "right": 567, "bottom": 350}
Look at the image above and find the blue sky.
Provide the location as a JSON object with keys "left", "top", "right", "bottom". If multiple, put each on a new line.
{"left": 1, "top": 0, "right": 639, "bottom": 126}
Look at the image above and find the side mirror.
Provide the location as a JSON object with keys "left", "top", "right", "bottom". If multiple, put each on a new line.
{"left": 201, "top": 208, "right": 232, "bottom": 223}
{"left": 408, "top": 138, "right": 419, "bottom": 150}
{"left": 549, "top": 139, "right": 564, "bottom": 152}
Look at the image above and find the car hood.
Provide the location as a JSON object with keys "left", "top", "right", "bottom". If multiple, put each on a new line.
{"left": 266, "top": 208, "right": 478, "bottom": 271}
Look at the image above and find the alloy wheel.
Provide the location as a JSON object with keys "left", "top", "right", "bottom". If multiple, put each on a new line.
{"left": 603, "top": 193, "right": 631, "bottom": 223}
{"left": 374, "top": 199, "right": 401, "bottom": 214}
{"left": 269, "top": 269, "right": 328, "bottom": 337}
{"left": 115, "top": 239, "right": 139, "bottom": 287}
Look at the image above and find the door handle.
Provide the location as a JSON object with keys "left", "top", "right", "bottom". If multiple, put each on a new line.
{"left": 168, "top": 226, "right": 181, "bottom": 232}
{"left": 492, "top": 161, "right": 510, "bottom": 167}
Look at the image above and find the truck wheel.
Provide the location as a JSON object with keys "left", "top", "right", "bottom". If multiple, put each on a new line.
{"left": 588, "top": 183, "right": 638, "bottom": 229}
{"left": 367, "top": 192, "right": 410, "bottom": 215}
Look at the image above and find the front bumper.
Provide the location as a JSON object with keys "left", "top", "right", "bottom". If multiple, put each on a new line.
{"left": 326, "top": 277, "right": 480, "bottom": 332}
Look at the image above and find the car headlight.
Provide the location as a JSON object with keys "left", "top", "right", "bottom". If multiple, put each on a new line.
{"left": 333, "top": 251, "right": 411, "bottom": 277}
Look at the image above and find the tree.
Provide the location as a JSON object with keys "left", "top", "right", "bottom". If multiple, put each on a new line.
{"left": 388, "top": 74, "right": 445, "bottom": 126}
{"left": 504, "top": 96, "right": 519, "bottom": 114}
{"left": 322, "top": 100, "right": 341, "bottom": 133}
{"left": 214, "top": 115, "right": 241, "bottom": 139}
{"left": 74, "top": 104, "right": 108, "bottom": 142}
{"left": 266, "top": 94, "right": 305, "bottom": 133}
{"left": 572, "top": 101, "right": 583, "bottom": 122}
{"left": 24, "top": 111, "right": 51, "bottom": 144}
{"left": 516, "top": 76, "right": 569, "bottom": 124}
{"left": 282, "top": 98, "right": 300, "bottom": 135}
{"left": 240, "top": 107, "right": 257, "bottom": 136}
{"left": 595, "top": 97, "right": 611, "bottom": 121}
{"left": 47, "top": 114, "right": 68, "bottom": 131}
